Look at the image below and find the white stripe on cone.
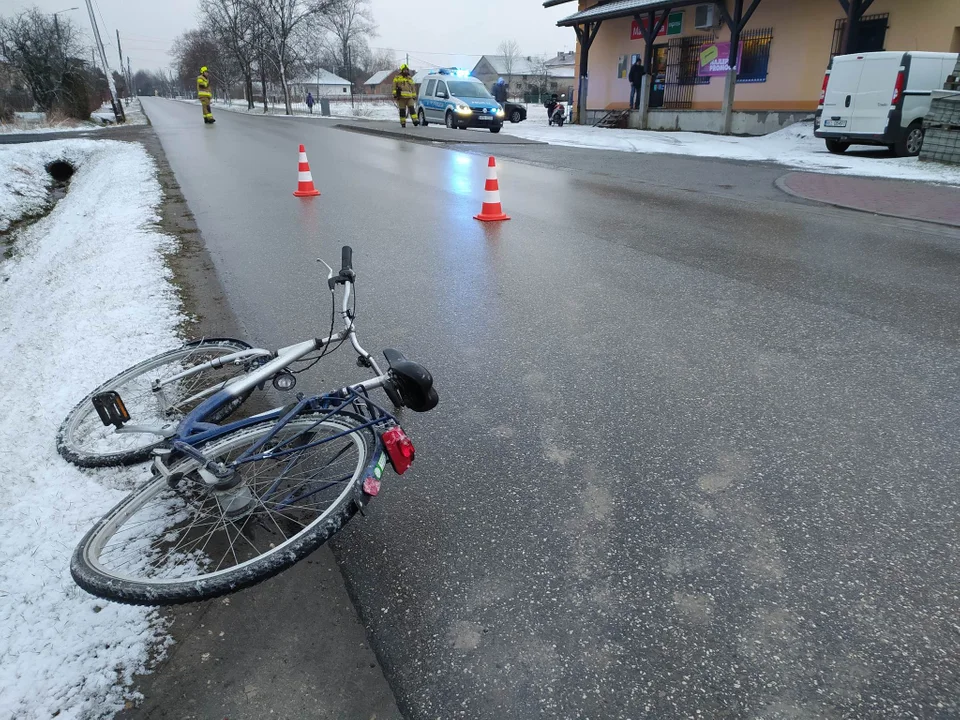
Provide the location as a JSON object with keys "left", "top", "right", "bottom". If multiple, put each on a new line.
{"left": 483, "top": 189, "right": 500, "bottom": 204}
{"left": 299, "top": 171, "right": 313, "bottom": 182}
{"left": 299, "top": 153, "right": 309, "bottom": 163}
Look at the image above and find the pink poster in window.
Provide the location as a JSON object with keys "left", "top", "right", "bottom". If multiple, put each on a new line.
{"left": 697, "top": 41, "right": 744, "bottom": 76}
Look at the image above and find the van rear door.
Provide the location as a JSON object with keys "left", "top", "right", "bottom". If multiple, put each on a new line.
{"left": 847, "top": 53, "right": 904, "bottom": 135}
{"left": 821, "top": 55, "right": 865, "bottom": 132}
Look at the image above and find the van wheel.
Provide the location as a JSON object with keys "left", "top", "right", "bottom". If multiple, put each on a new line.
{"left": 418, "top": 109, "right": 428, "bottom": 127}
{"left": 825, "top": 138, "right": 850, "bottom": 154}
{"left": 445, "top": 111, "right": 454, "bottom": 129}
{"left": 895, "top": 122, "right": 924, "bottom": 157}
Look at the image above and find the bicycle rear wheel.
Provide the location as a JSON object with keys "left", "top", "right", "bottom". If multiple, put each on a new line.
{"left": 57, "top": 339, "right": 256, "bottom": 468}
{"left": 71, "top": 413, "right": 375, "bottom": 605}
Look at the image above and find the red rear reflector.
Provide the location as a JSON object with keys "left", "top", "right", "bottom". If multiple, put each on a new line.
{"left": 363, "top": 477, "right": 381, "bottom": 496}
{"left": 382, "top": 427, "right": 415, "bottom": 475}
{"left": 891, "top": 70, "right": 905, "bottom": 106}
{"left": 819, "top": 73, "right": 829, "bottom": 105}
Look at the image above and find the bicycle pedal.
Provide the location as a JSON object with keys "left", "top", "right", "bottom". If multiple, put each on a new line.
{"left": 92, "top": 391, "right": 131, "bottom": 428}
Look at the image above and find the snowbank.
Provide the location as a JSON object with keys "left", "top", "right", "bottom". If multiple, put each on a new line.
{"left": 0, "top": 139, "right": 180, "bottom": 719}
{"left": 195, "top": 97, "right": 400, "bottom": 122}
{"left": 501, "top": 118, "right": 960, "bottom": 184}
{"left": 0, "top": 100, "right": 146, "bottom": 136}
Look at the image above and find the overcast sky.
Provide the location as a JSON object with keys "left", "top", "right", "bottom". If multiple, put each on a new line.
{"left": 5, "top": 0, "right": 577, "bottom": 73}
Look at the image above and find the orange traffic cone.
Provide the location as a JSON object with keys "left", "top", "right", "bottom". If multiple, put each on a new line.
{"left": 293, "top": 144, "right": 321, "bottom": 197}
{"left": 474, "top": 156, "right": 510, "bottom": 222}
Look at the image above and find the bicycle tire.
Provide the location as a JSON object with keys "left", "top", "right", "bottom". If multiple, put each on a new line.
{"left": 71, "top": 412, "right": 375, "bottom": 605}
{"left": 57, "top": 339, "right": 256, "bottom": 468}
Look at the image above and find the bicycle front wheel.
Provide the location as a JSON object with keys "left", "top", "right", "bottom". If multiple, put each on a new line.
{"left": 57, "top": 339, "right": 256, "bottom": 468}
{"left": 71, "top": 413, "right": 374, "bottom": 605}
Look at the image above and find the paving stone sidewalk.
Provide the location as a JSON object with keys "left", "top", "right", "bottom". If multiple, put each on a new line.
{"left": 777, "top": 171, "right": 960, "bottom": 227}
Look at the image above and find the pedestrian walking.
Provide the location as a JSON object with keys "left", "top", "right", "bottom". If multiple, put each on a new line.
{"left": 197, "top": 66, "right": 215, "bottom": 124}
{"left": 306, "top": 91, "right": 315, "bottom": 113}
{"left": 493, "top": 77, "right": 508, "bottom": 105}
{"left": 628, "top": 56, "right": 644, "bottom": 111}
{"left": 393, "top": 64, "right": 419, "bottom": 128}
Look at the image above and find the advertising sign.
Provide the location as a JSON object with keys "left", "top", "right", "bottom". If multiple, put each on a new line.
{"left": 630, "top": 11, "right": 683, "bottom": 40}
{"left": 697, "top": 41, "right": 744, "bottom": 76}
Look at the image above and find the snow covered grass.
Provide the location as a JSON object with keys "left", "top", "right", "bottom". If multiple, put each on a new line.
{"left": 91, "top": 98, "right": 149, "bottom": 127}
{"left": 0, "top": 110, "right": 94, "bottom": 135}
{"left": 0, "top": 138, "right": 180, "bottom": 719}
{"left": 501, "top": 117, "right": 960, "bottom": 184}
{"left": 0, "top": 99, "right": 147, "bottom": 135}
{"left": 185, "top": 97, "right": 400, "bottom": 122}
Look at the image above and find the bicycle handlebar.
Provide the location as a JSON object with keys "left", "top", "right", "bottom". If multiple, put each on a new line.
{"left": 341, "top": 246, "right": 353, "bottom": 275}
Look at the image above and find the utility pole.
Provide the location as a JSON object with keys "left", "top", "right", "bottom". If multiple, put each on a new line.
{"left": 116, "top": 30, "right": 126, "bottom": 102}
{"left": 84, "top": 0, "right": 124, "bottom": 123}
{"left": 127, "top": 57, "right": 133, "bottom": 96}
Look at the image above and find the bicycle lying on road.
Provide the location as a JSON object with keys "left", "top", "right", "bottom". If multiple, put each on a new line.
{"left": 64, "top": 247, "right": 438, "bottom": 605}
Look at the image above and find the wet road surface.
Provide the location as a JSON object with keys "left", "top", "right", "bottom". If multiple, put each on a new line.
{"left": 143, "top": 98, "right": 960, "bottom": 719}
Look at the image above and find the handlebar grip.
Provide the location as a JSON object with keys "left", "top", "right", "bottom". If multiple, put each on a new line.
{"left": 341, "top": 245, "right": 353, "bottom": 273}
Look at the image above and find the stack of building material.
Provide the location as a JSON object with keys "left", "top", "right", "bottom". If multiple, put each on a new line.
{"left": 921, "top": 57, "right": 960, "bottom": 165}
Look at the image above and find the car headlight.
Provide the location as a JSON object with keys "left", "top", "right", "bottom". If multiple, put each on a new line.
{"left": 496, "top": 108, "right": 505, "bottom": 117}
{"left": 456, "top": 104, "right": 472, "bottom": 115}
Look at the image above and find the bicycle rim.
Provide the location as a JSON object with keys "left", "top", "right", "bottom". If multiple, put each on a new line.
{"left": 72, "top": 414, "right": 373, "bottom": 604}
{"left": 58, "top": 341, "right": 253, "bottom": 467}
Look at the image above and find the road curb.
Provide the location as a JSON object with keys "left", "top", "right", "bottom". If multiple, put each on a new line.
{"left": 334, "top": 123, "right": 545, "bottom": 146}
{"left": 775, "top": 172, "right": 960, "bottom": 229}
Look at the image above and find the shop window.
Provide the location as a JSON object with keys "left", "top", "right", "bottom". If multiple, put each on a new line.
{"left": 831, "top": 14, "right": 888, "bottom": 57}
{"left": 737, "top": 27, "right": 773, "bottom": 83}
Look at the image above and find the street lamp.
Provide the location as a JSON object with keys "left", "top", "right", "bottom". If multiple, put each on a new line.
{"left": 52, "top": 7, "right": 78, "bottom": 47}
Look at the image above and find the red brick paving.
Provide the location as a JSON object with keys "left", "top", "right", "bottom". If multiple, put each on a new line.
{"left": 778, "top": 172, "right": 960, "bottom": 228}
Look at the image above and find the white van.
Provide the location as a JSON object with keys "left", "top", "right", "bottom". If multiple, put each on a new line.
{"left": 814, "top": 51, "right": 959, "bottom": 157}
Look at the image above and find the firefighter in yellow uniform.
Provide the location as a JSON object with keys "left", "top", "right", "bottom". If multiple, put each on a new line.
{"left": 393, "top": 64, "right": 418, "bottom": 128}
{"left": 197, "top": 66, "right": 215, "bottom": 124}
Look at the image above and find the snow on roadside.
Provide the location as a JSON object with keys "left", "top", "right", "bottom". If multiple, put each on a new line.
{"left": 0, "top": 99, "right": 146, "bottom": 136}
{"left": 501, "top": 118, "right": 960, "bottom": 184}
{"left": 0, "top": 139, "right": 180, "bottom": 719}
{"left": 187, "top": 97, "right": 400, "bottom": 122}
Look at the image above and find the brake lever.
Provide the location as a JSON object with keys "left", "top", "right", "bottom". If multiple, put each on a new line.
{"left": 317, "top": 258, "right": 337, "bottom": 290}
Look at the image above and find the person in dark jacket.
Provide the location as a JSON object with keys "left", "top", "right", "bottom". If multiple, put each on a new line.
{"left": 306, "top": 91, "right": 314, "bottom": 113}
{"left": 493, "top": 77, "right": 508, "bottom": 104}
{"left": 628, "top": 56, "right": 644, "bottom": 110}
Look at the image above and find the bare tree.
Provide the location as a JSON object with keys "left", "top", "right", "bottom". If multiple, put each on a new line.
{"left": 531, "top": 54, "right": 550, "bottom": 103}
{"left": 367, "top": 47, "right": 394, "bottom": 73}
{"left": 249, "top": 0, "right": 335, "bottom": 115}
{"left": 201, "top": 0, "right": 257, "bottom": 108}
{"left": 171, "top": 28, "right": 223, "bottom": 94}
{"left": 0, "top": 8, "right": 84, "bottom": 112}
{"left": 318, "top": 0, "right": 376, "bottom": 104}
{"left": 496, "top": 39, "right": 521, "bottom": 92}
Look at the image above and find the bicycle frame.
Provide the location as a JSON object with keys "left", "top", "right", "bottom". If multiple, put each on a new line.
{"left": 150, "top": 265, "right": 395, "bottom": 477}
{"left": 122, "top": 266, "right": 385, "bottom": 440}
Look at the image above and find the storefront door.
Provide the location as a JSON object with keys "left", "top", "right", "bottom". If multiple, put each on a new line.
{"left": 649, "top": 45, "right": 668, "bottom": 108}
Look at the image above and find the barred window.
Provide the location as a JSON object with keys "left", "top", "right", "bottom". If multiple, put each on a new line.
{"left": 737, "top": 28, "right": 773, "bottom": 84}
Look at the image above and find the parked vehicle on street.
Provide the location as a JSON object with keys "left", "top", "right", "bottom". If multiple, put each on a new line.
{"left": 815, "top": 50, "right": 960, "bottom": 157}
{"left": 64, "top": 247, "right": 438, "bottom": 605}
{"left": 503, "top": 101, "right": 527, "bottom": 123}
{"left": 417, "top": 70, "right": 504, "bottom": 132}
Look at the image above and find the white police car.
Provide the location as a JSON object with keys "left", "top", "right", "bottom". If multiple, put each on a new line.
{"left": 417, "top": 70, "right": 505, "bottom": 133}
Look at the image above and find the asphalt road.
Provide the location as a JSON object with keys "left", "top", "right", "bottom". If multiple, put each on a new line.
{"left": 142, "top": 98, "right": 960, "bottom": 719}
